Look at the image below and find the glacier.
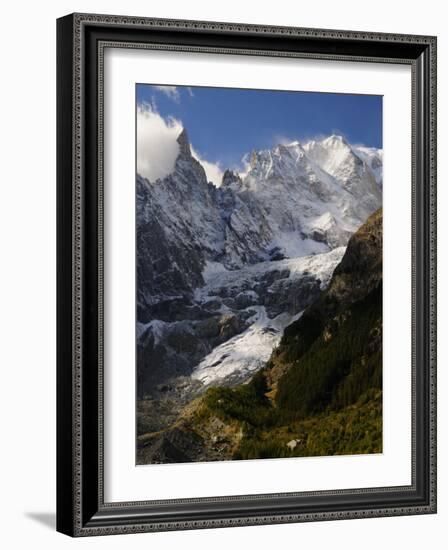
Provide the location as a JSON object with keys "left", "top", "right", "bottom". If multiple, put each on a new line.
{"left": 192, "top": 247, "right": 345, "bottom": 385}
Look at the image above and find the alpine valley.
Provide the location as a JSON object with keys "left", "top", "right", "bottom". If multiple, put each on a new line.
{"left": 136, "top": 129, "right": 383, "bottom": 464}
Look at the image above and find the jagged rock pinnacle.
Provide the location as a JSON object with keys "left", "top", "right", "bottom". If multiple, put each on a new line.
{"left": 221, "top": 169, "right": 242, "bottom": 187}
{"left": 177, "top": 128, "right": 191, "bottom": 158}
{"left": 249, "top": 149, "right": 258, "bottom": 168}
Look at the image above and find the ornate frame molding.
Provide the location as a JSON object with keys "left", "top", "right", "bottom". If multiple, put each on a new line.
{"left": 57, "top": 13, "right": 437, "bottom": 537}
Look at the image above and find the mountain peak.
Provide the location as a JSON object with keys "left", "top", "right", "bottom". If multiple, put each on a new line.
{"left": 325, "top": 134, "right": 349, "bottom": 147}
{"left": 177, "top": 128, "right": 191, "bottom": 158}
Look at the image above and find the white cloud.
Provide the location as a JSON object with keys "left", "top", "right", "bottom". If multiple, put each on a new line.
{"left": 191, "top": 146, "right": 224, "bottom": 187}
{"left": 236, "top": 153, "right": 251, "bottom": 179}
{"left": 137, "top": 103, "right": 223, "bottom": 186}
{"left": 137, "top": 104, "right": 182, "bottom": 182}
{"left": 153, "top": 85, "right": 180, "bottom": 102}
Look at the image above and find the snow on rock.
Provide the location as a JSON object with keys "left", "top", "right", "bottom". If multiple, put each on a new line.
{"left": 202, "top": 261, "right": 229, "bottom": 282}
{"left": 197, "top": 246, "right": 345, "bottom": 302}
{"left": 353, "top": 146, "right": 383, "bottom": 186}
{"left": 137, "top": 319, "right": 169, "bottom": 345}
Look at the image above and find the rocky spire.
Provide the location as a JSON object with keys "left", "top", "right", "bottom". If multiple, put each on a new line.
{"left": 221, "top": 169, "right": 242, "bottom": 187}
{"left": 177, "top": 128, "right": 192, "bottom": 158}
{"left": 249, "top": 149, "right": 258, "bottom": 169}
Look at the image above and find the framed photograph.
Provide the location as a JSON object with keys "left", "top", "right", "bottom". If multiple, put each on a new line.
{"left": 57, "top": 13, "right": 437, "bottom": 536}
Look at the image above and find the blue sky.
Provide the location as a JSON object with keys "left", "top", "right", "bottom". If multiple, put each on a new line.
{"left": 136, "top": 83, "right": 382, "bottom": 175}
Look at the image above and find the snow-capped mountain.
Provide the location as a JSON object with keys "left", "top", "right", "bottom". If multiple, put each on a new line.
{"left": 229, "top": 135, "right": 381, "bottom": 256}
{"left": 136, "top": 129, "right": 382, "bottom": 397}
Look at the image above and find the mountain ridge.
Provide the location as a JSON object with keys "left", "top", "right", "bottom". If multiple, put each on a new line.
{"left": 137, "top": 130, "right": 382, "bottom": 314}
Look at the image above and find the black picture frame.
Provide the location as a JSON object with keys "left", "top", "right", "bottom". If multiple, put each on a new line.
{"left": 57, "top": 13, "right": 437, "bottom": 537}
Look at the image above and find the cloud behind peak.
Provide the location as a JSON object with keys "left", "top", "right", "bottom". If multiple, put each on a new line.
{"left": 137, "top": 104, "right": 223, "bottom": 186}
